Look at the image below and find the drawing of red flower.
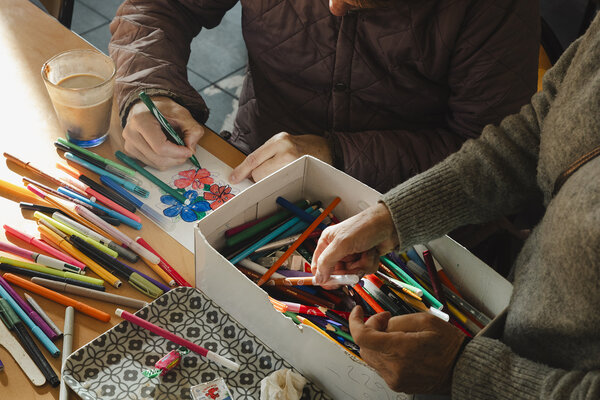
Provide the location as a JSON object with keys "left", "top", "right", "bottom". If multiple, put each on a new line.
{"left": 174, "top": 168, "right": 214, "bottom": 190}
{"left": 203, "top": 184, "right": 235, "bottom": 210}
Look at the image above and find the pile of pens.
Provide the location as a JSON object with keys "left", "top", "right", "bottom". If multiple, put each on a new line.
{"left": 0, "top": 142, "right": 193, "bottom": 389}
{"left": 219, "top": 196, "right": 492, "bottom": 357}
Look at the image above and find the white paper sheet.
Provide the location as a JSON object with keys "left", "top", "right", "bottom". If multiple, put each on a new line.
{"left": 132, "top": 146, "right": 252, "bottom": 251}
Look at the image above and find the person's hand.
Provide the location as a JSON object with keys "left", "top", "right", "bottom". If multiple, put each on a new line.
{"left": 122, "top": 96, "right": 204, "bottom": 170}
{"left": 350, "top": 306, "right": 467, "bottom": 394}
{"left": 329, "top": 0, "right": 353, "bottom": 16}
{"left": 311, "top": 203, "right": 399, "bottom": 284}
{"left": 229, "top": 132, "right": 333, "bottom": 184}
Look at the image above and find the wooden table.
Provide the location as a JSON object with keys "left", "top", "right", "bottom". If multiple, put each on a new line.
{"left": 0, "top": 1, "right": 244, "bottom": 398}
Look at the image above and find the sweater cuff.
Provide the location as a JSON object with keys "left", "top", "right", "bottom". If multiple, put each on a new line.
{"left": 119, "top": 87, "right": 208, "bottom": 128}
{"left": 380, "top": 161, "right": 479, "bottom": 249}
{"left": 452, "top": 337, "right": 551, "bottom": 399}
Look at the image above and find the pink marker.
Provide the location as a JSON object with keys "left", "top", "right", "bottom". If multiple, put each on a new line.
{"left": 0, "top": 240, "right": 82, "bottom": 274}
{"left": 3, "top": 225, "right": 86, "bottom": 270}
{"left": 115, "top": 309, "right": 240, "bottom": 371}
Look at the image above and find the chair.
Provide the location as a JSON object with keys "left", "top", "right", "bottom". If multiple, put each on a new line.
{"left": 39, "top": 0, "right": 74, "bottom": 29}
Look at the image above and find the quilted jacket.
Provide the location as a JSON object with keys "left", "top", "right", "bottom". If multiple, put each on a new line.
{"left": 109, "top": 0, "right": 539, "bottom": 193}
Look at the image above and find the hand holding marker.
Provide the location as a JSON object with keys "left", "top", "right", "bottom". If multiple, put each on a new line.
{"left": 138, "top": 91, "right": 201, "bottom": 169}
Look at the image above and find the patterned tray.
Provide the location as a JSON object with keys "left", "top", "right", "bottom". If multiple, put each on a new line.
{"left": 63, "top": 287, "right": 331, "bottom": 399}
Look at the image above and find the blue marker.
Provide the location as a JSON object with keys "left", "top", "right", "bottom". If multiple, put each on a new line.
{"left": 64, "top": 152, "right": 149, "bottom": 197}
{"left": 229, "top": 205, "right": 317, "bottom": 265}
{"left": 276, "top": 197, "right": 328, "bottom": 231}
{"left": 99, "top": 176, "right": 175, "bottom": 232}
{"left": 0, "top": 283, "right": 60, "bottom": 357}
{"left": 56, "top": 187, "right": 142, "bottom": 230}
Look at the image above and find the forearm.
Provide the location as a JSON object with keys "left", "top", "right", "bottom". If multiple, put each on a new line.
{"left": 453, "top": 337, "right": 600, "bottom": 400}
{"left": 108, "top": 0, "right": 236, "bottom": 125}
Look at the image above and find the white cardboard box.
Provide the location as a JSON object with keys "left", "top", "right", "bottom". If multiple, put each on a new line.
{"left": 195, "top": 156, "right": 513, "bottom": 400}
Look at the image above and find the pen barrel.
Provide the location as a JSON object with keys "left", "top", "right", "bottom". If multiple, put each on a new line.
{"left": 4, "top": 273, "right": 110, "bottom": 322}
{"left": 14, "top": 322, "right": 60, "bottom": 386}
{"left": 107, "top": 242, "right": 139, "bottom": 263}
{"left": 36, "top": 254, "right": 82, "bottom": 274}
{"left": 135, "top": 238, "right": 191, "bottom": 287}
{"left": 34, "top": 277, "right": 148, "bottom": 309}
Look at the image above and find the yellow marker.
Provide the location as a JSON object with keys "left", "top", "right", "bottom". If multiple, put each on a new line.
{"left": 38, "top": 224, "right": 122, "bottom": 289}
{"left": 0, "top": 178, "right": 52, "bottom": 206}
{"left": 33, "top": 212, "right": 118, "bottom": 258}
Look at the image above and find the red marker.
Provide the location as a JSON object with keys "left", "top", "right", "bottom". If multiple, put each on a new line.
{"left": 3, "top": 225, "right": 86, "bottom": 270}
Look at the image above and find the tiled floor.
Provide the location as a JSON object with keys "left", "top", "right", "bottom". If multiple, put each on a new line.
{"left": 70, "top": 0, "right": 246, "bottom": 136}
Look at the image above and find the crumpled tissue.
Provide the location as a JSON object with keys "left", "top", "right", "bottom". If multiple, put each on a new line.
{"left": 260, "top": 368, "right": 307, "bottom": 400}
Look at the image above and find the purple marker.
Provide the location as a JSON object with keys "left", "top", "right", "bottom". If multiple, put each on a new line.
{"left": 0, "top": 276, "right": 59, "bottom": 341}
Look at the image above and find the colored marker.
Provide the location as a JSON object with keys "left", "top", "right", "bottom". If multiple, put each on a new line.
{"left": 0, "top": 262, "right": 106, "bottom": 291}
{"left": 0, "top": 298, "right": 57, "bottom": 386}
{"left": 3, "top": 273, "right": 111, "bottom": 323}
{"left": 59, "top": 306, "right": 74, "bottom": 400}
{"left": 114, "top": 150, "right": 186, "bottom": 203}
{"left": 138, "top": 91, "right": 201, "bottom": 168}
{"left": 100, "top": 175, "right": 175, "bottom": 232}
{"left": 19, "top": 202, "right": 68, "bottom": 217}
{"left": 74, "top": 205, "right": 160, "bottom": 264}
{"left": 32, "top": 277, "right": 148, "bottom": 309}
{"left": 56, "top": 137, "right": 136, "bottom": 177}
{"left": 0, "top": 280, "right": 60, "bottom": 356}
{"left": 52, "top": 212, "right": 139, "bottom": 263}
{"left": 0, "top": 240, "right": 81, "bottom": 274}
{"left": 228, "top": 205, "right": 317, "bottom": 265}
{"left": 64, "top": 152, "right": 149, "bottom": 197}
{"left": 67, "top": 235, "right": 163, "bottom": 298}
{"left": 3, "top": 224, "right": 86, "bottom": 270}
{"left": 116, "top": 308, "right": 239, "bottom": 371}
{"left": 0, "top": 256, "right": 103, "bottom": 286}
{"left": 264, "top": 275, "right": 359, "bottom": 287}
{"left": 257, "top": 197, "right": 341, "bottom": 286}
{"left": 135, "top": 237, "right": 191, "bottom": 287}
{"left": 57, "top": 186, "right": 142, "bottom": 229}
{"left": 33, "top": 212, "right": 119, "bottom": 258}
{"left": 24, "top": 293, "right": 63, "bottom": 337}
{"left": 0, "top": 177, "right": 52, "bottom": 206}
{"left": 57, "top": 162, "right": 137, "bottom": 212}
{"left": 37, "top": 223, "right": 121, "bottom": 289}
{"left": 0, "top": 276, "right": 59, "bottom": 340}
{"left": 57, "top": 171, "right": 140, "bottom": 221}
{"left": 276, "top": 196, "right": 328, "bottom": 230}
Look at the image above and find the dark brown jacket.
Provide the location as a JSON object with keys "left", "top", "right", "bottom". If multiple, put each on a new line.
{"left": 110, "top": 0, "right": 539, "bottom": 193}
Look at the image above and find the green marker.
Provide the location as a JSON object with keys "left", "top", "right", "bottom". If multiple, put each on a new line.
{"left": 380, "top": 255, "right": 443, "bottom": 310}
{"left": 0, "top": 256, "right": 104, "bottom": 286}
{"left": 115, "top": 150, "right": 187, "bottom": 204}
{"left": 138, "top": 91, "right": 201, "bottom": 169}
{"left": 56, "top": 137, "right": 135, "bottom": 177}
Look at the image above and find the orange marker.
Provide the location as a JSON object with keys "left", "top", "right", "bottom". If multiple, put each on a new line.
{"left": 257, "top": 197, "right": 341, "bottom": 286}
{"left": 0, "top": 178, "right": 52, "bottom": 206}
{"left": 352, "top": 283, "right": 385, "bottom": 313}
{"left": 138, "top": 255, "right": 176, "bottom": 287}
{"left": 3, "top": 273, "right": 111, "bottom": 322}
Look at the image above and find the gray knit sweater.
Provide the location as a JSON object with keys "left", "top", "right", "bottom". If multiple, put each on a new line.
{"left": 381, "top": 13, "right": 600, "bottom": 400}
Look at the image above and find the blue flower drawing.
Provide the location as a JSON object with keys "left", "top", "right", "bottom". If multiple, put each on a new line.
{"left": 160, "top": 190, "right": 211, "bottom": 222}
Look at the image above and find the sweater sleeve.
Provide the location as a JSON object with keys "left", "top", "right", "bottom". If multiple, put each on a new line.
{"left": 108, "top": 0, "right": 238, "bottom": 126}
{"left": 452, "top": 338, "right": 600, "bottom": 400}
{"left": 331, "top": 0, "right": 540, "bottom": 193}
{"left": 380, "top": 32, "right": 581, "bottom": 251}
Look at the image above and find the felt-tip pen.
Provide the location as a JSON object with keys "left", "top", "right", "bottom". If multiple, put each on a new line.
{"left": 0, "top": 298, "right": 59, "bottom": 386}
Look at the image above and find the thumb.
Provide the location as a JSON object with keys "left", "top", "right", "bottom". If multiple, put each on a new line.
{"left": 364, "top": 310, "right": 392, "bottom": 332}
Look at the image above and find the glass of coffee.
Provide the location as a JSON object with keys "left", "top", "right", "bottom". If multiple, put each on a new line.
{"left": 41, "top": 49, "right": 116, "bottom": 147}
